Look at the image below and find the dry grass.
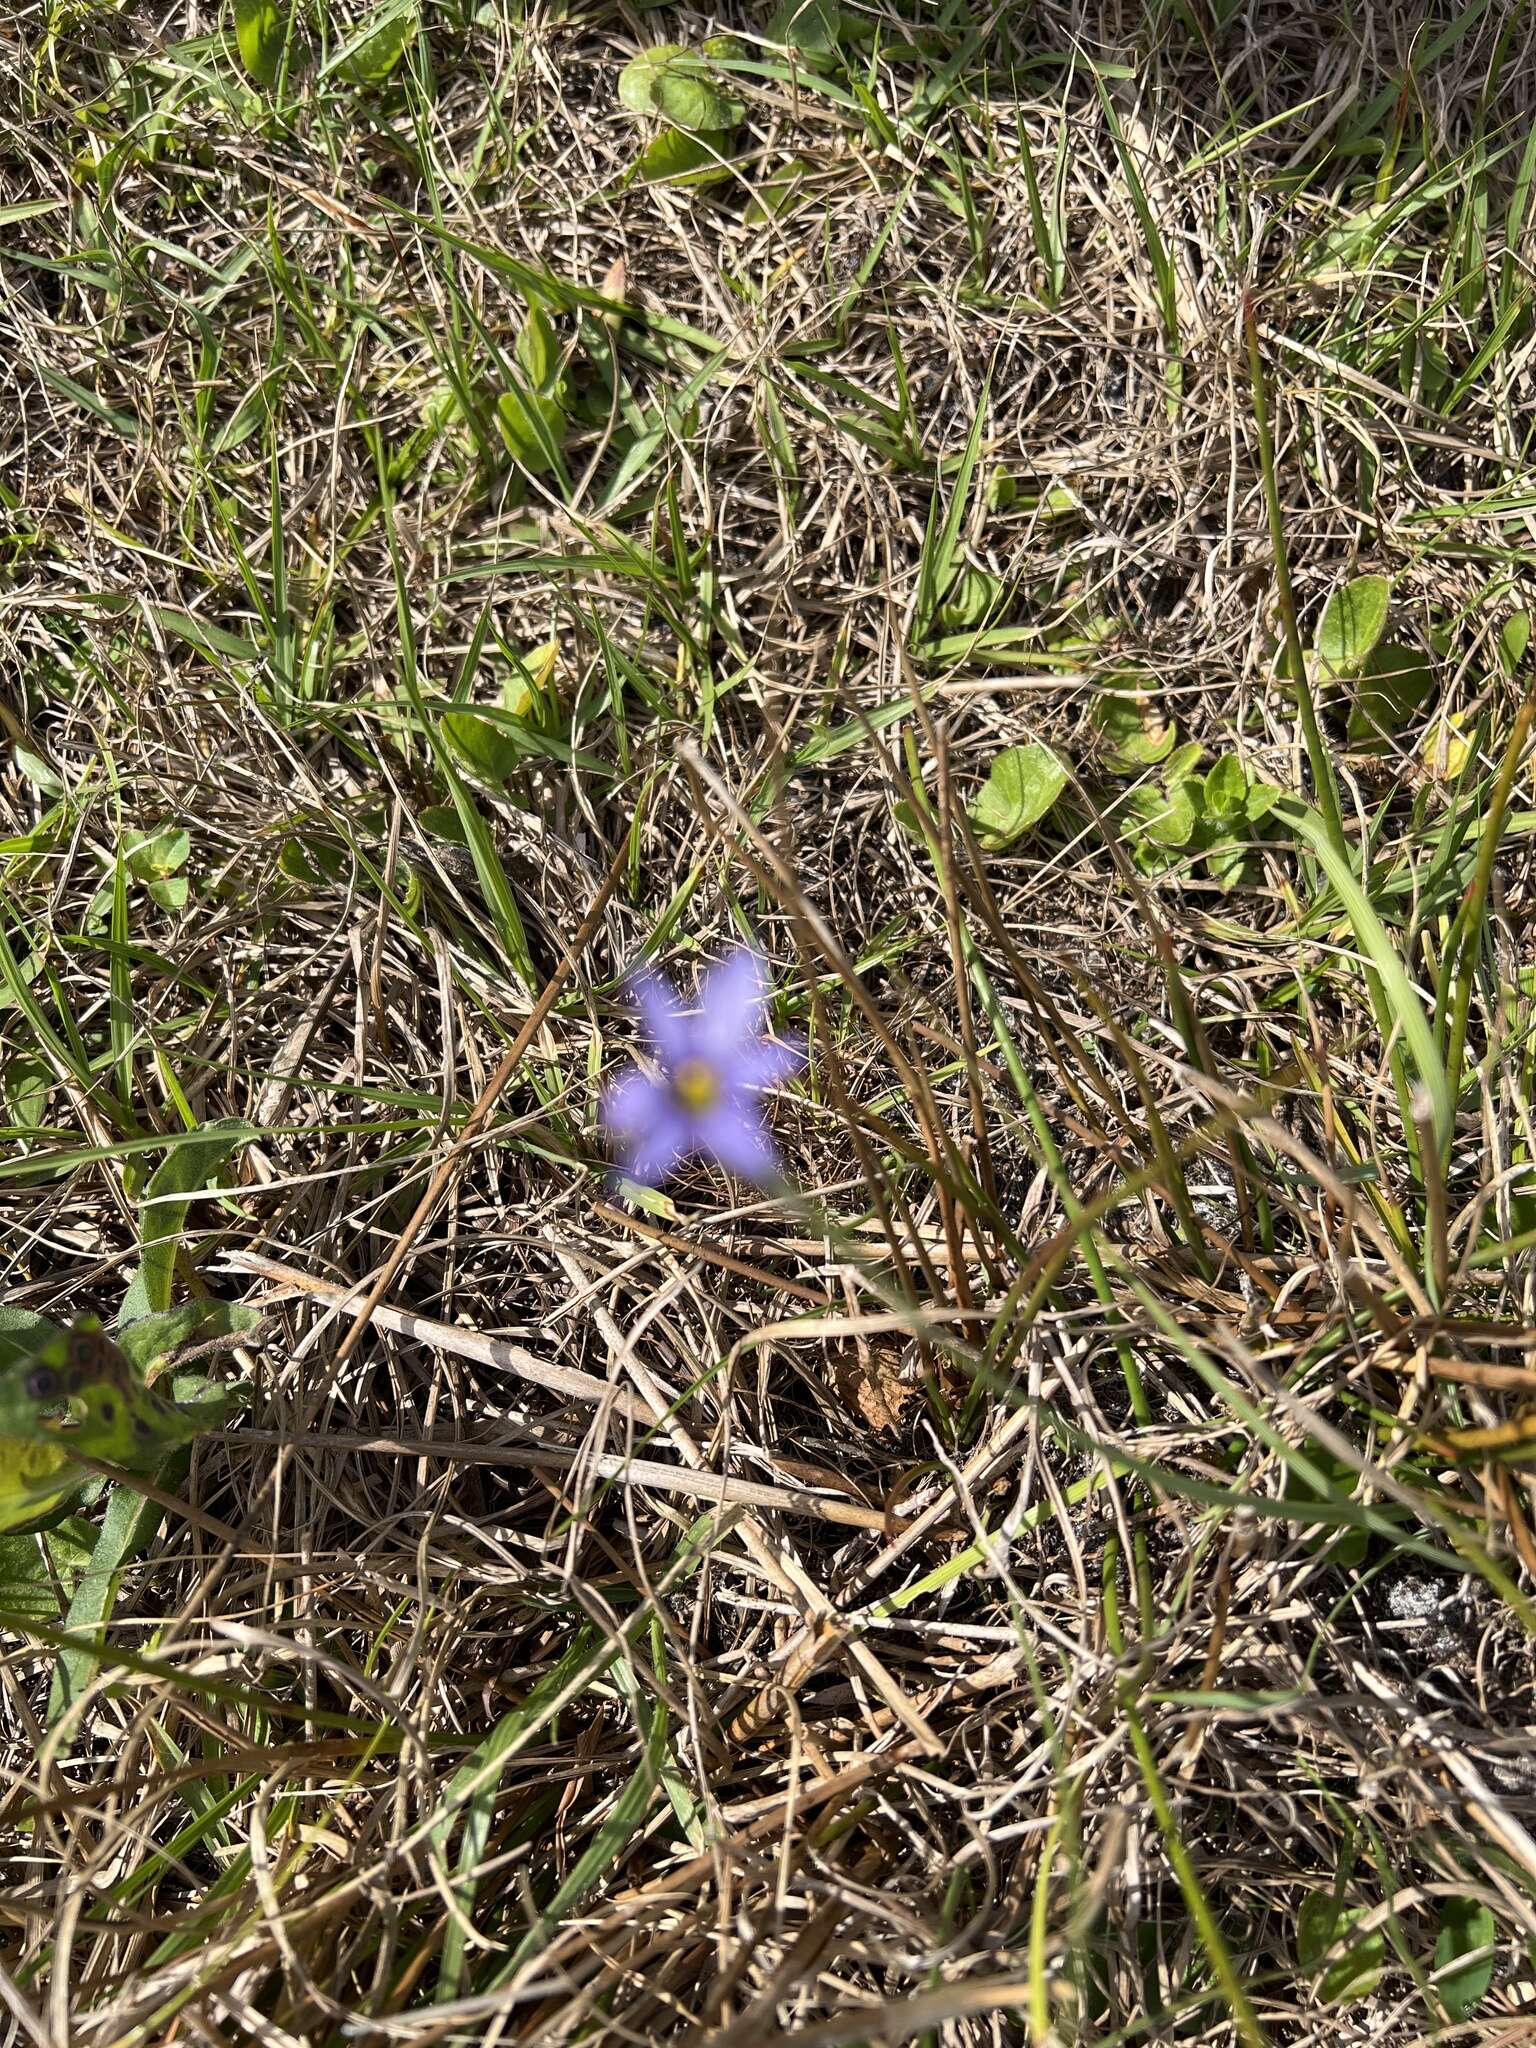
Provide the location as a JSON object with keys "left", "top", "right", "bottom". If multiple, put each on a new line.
{"left": 4, "top": 1, "right": 1536, "bottom": 2041}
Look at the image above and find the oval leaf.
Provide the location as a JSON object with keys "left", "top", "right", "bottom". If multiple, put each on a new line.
{"left": 1346, "top": 642, "right": 1433, "bottom": 746}
{"left": 1316, "top": 573, "right": 1392, "bottom": 681}
{"left": 1298, "top": 1894, "right": 1385, "bottom": 2005}
{"left": 970, "top": 743, "right": 1068, "bottom": 849}
{"left": 1501, "top": 610, "right": 1530, "bottom": 671}
{"left": 1422, "top": 713, "right": 1471, "bottom": 781}
{"left": 617, "top": 44, "right": 678, "bottom": 113}
{"left": 938, "top": 564, "right": 1002, "bottom": 630}
{"left": 1204, "top": 753, "right": 1248, "bottom": 818}
{"left": 637, "top": 126, "right": 735, "bottom": 187}
{"left": 769, "top": 0, "right": 843, "bottom": 61}
{"left": 1125, "top": 774, "right": 1200, "bottom": 849}
{"left": 618, "top": 44, "right": 742, "bottom": 131}
{"left": 116, "top": 1300, "right": 263, "bottom": 1373}
{"left": 495, "top": 387, "right": 566, "bottom": 474}
{"left": 1434, "top": 1898, "right": 1495, "bottom": 2018}
{"left": 234, "top": 0, "right": 284, "bottom": 86}
{"left": 138, "top": 1118, "right": 257, "bottom": 1316}
{"left": 1093, "top": 682, "right": 1176, "bottom": 773}
{"left": 339, "top": 0, "right": 417, "bottom": 84}
{"left": 442, "top": 711, "right": 522, "bottom": 784}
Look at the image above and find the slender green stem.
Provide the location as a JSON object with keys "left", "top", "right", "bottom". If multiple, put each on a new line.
{"left": 1122, "top": 1698, "right": 1272, "bottom": 2048}
{"left": 1444, "top": 684, "right": 1536, "bottom": 1105}
{"left": 1242, "top": 293, "right": 1348, "bottom": 864}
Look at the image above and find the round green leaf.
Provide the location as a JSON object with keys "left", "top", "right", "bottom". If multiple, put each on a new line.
{"left": 0, "top": 1520, "right": 98, "bottom": 1622}
{"left": 419, "top": 804, "right": 468, "bottom": 845}
{"left": 1093, "top": 681, "right": 1176, "bottom": 773}
{"left": 442, "top": 711, "right": 521, "bottom": 784}
{"left": 655, "top": 62, "right": 742, "bottom": 131}
{"left": 938, "top": 564, "right": 1001, "bottom": 630}
{"left": 618, "top": 44, "right": 743, "bottom": 131}
{"left": 768, "top": 0, "right": 843, "bottom": 61}
{"left": 338, "top": 0, "right": 418, "bottom": 85}
{"left": 1244, "top": 779, "right": 1283, "bottom": 823}
{"left": 969, "top": 743, "right": 1068, "bottom": 849}
{"left": 1315, "top": 573, "right": 1392, "bottom": 681}
{"left": 1204, "top": 753, "right": 1248, "bottom": 818}
{"left": 1126, "top": 775, "right": 1200, "bottom": 849}
{"left": 618, "top": 44, "right": 678, "bottom": 112}
{"left": 3, "top": 1057, "right": 52, "bottom": 1133}
{"left": 1346, "top": 642, "right": 1433, "bottom": 746}
{"left": 278, "top": 836, "right": 347, "bottom": 887}
{"left": 744, "top": 156, "right": 815, "bottom": 224}
{"left": 125, "top": 825, "right": 190, "bottom": 879}
{"left": 1433, "top": 1898, "right": 1495, "bottom": 2018}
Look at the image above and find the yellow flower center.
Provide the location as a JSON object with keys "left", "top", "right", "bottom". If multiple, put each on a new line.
{"left": 673, "top": 1058, "right": 722, "bottom": 1114}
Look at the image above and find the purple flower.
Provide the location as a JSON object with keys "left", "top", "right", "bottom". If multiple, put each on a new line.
{"left": 602, "top": 948, "right": 804, "bottom": 1187}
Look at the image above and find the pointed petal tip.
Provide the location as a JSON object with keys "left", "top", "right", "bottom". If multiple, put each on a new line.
{"left": 700, "top": 946, "right": 771, "bottom": 1051}
{"left": 695, "top": 1099, "right": 779, "bottom": 1183}
{"left": 624, "top": 960, "right": 692, "bottom": 1064}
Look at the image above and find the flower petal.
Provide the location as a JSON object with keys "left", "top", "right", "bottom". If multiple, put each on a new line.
{"left": 622, "top": 1105, "right": 688, "bottom": 1186}
{"left": 604, "top": 1070, "right": 688, "bottom": 1185}
{"left": 602, "top": 1065, "right": 667, "bottom": 1137}
{"left": 628, "top": 964, "right": 692, "bottom": 1065}
{"left": 698, "top": 947, "right": 769, "bottom": 1056}
{"left": 695, "top": 1097, "right": 779, "bottom": 1182}
{"left": 723, "top": 1033, "right": 805, "bottom": 1093}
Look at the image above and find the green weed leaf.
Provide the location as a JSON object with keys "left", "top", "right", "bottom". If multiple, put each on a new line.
{"left": 338, "top": 0, "right": 418, "bottom": 84}
{"left": 1094, "top": 682, "right": 1176, "bottom": 772}
{"left": 1346, "top": 643, "right": 1433, "bottom": 745}
{"left": 12, "top": 747, "right": 64, "bottom": 796}
{"left": 1272, "top": 795, "right": 1453, "bottom": 1157}
{"left": 137, "top": 1119, "right": 256, "bottom": 1317}
{"left": 938, "top": 564, "right": 1002, "bottom": 630}
{"left": 1501, "top": 610, "right": 1530, "bottom": 670}
{"left": 1204, "top": 754, "right": 1248, "bottom": 818}
{"left": 744, "top": 156, "right": 813, "bottom": 224}
{"left": 442, "top": 710, "right": 521, "bottom": 784}
{"left": 1434, "top": 1898, "right": 1495, "bottom": 2018}
{"left": 769, "top": 0, "right": 843, "bottom": 62}
{"left": 1125, "top": 774, "right": 1200, "bottom": 850}
{"left": 1315, "top": 573, "right": 1391, "bottom": 681}
{"left": 234, "top": 0, "right": 284, "bottom": 87}
{"left": 125, "top": 825, "right": 189, "bottom": 881}
{"left": 48, "top": 1468, "right": 185, "bottom": 1728}
{"left": 637, "top": 127, "right": 736, "bottom": 186}
{"left": 3, "top": 1056, "right": 52, "bottom": 1133}
{"left": 1298, "top": 1894, "right": 1385, "bottom": 2004}
{"left": 618, "top": 44, "right": 743, "bottom": 132}
{"left": 0, "top": 1519, "right": 97, "bottom": 1624}
{"left": 514, "top": 303, "right": 557, "bottom": 388}
{"left": 419, "top": 804, "right": 469, "bottom": 844}
{"left": 495, "top": 388, "right": 567, "bottom": 474}
{"left": 116, "top": 1300, "right": 263, "bottom": 1374}
{"left": 970, "top": 743, "right": 1068, "bottom": 848}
